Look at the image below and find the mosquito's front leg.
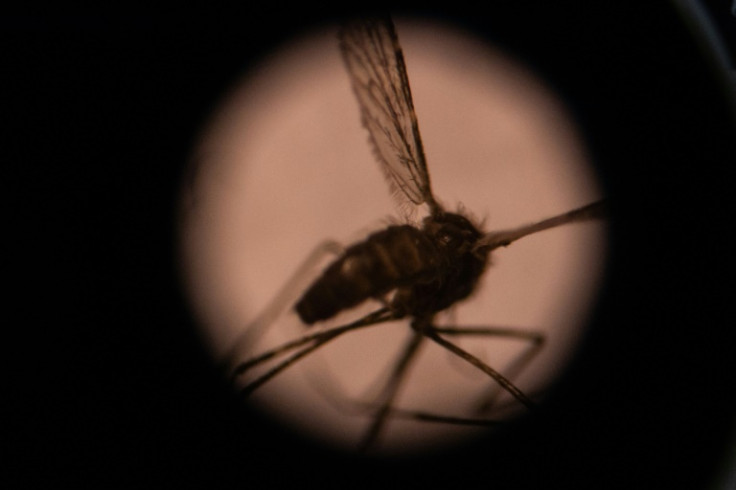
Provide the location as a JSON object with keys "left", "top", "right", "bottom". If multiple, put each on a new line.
{"left": 423, "top": 329, "right": 537, "bottom": 410}
{"left": 433, "top": 325, "right": 544, "bottom": 413}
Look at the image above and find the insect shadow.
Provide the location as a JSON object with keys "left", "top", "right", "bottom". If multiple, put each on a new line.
{"left": 224, "top": 15, "right": 607, "bottom": 453}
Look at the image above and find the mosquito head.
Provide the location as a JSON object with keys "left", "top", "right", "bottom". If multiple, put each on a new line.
{"left": 411, "top": 211, "right": 489, "bottom": 313}
{"left": 422, "top": 212, "right": 485, "bottom": 257}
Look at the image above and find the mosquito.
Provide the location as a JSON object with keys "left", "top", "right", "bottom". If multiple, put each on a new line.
{"left": 227, "top": 15, "right": 606, "bottom": 452}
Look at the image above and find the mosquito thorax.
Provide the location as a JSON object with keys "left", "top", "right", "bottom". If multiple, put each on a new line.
{"left": 390, "top": 211, "right": 491, "bottom": 316}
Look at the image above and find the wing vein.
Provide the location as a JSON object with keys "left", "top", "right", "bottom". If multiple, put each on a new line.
{"left": 338, "top": 16, "right": 441, "bottom": 216}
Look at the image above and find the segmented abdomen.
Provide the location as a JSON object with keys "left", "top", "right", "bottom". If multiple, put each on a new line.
{"left": 295, "top": 225, "right": 441, "bottom": 324}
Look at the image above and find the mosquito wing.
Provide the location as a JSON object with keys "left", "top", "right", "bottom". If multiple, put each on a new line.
{"left": 338, "top": 16, "right": 441, "bottom": 215}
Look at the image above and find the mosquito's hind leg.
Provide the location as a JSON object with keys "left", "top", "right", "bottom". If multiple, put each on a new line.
{"left": 433, "top": 325, "right": 544, "bottom": 413}
{"left": 222, "top": 239, "right": 344, "bottom": 371}
{"left": 234, "top": 307, "right": 398, "bottom": 397}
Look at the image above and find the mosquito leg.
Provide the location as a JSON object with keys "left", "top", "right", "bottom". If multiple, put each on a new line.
{"left": 310, "top": 371, "right": 504, "bottom": 427}
{"left": 239, "top": 330, "right": 341, "bottom": 397}
{"left": 360, "top": 404, "right": 502, "bottom": 427}
{"left": 424, "top": 329, "right": 536, "bottom": 410}
{"left": 302, "top": 323, "right": 539, "bottom": 431}
{"left": 222, "top": 239, "right": 344, "bottom": 371}
{"left": 236, "top": 307, "right": 398, "bottom": 396}
{"left": 357, "top": 332, "right": 425, "bottom": 453}
{"left": 433, "top": 325, "right": 544, "bottom": 412}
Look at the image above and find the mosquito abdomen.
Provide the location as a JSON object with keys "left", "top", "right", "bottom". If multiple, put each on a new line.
{"left": 295, "top": 225, "right": 441, "bottom": 324}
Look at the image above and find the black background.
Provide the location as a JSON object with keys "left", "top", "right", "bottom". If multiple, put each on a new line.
{"left": 8, "top": 3, "right": 736, "bottom": 488}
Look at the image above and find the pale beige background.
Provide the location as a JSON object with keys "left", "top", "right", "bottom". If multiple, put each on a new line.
{"left": 180, "top": 19, "right": 606, "bottom": 454}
